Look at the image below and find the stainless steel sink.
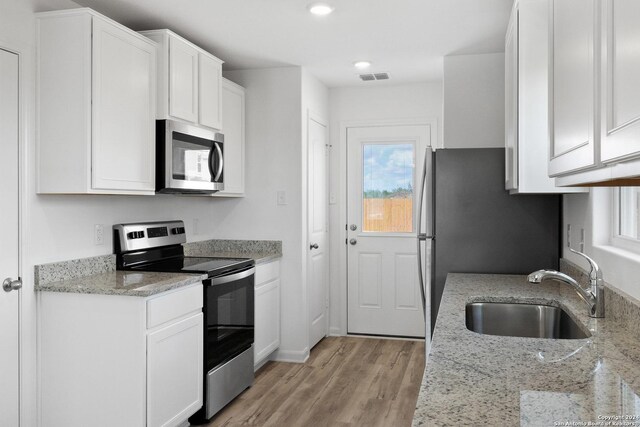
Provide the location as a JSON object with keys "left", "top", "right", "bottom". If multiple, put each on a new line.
{"left": 465, "top": 302, "right": 590, "bottom": 339}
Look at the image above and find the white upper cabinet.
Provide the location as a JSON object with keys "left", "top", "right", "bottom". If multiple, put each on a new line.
{"left": 199, "top": 53, "right": 223, "bottom": 130}
{"left": 141, "top": 29, "right": 224, "bottom": 131}
{"left": 37, "top": 9, "right": 156, "bottom": 195}
{"left": 505, "top": 0, "right": 585, "bottom": 193}
{"left": 548, "top": 0, "right": 599, "bottom": 177}
{"left": 551, "top": 0, "right": 640, "bottom": 186}
{"left": 504, "top": 4, "right": 518, "bottom": 191}
{"left": 169, "top": 36, "right": 199, "bottom": 123}
{"left": 600, "top": 0, "right": 640, "bottom": 163}
{"left": 213, "top": 78, "right": 245, "bottom": 197}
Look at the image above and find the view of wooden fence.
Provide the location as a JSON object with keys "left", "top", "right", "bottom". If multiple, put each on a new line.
{"left": 363, "top": 198, "right": 413, "bottom": 232}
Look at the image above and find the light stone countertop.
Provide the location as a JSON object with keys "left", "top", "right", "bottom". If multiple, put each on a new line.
{"left": 183, "top": 239, "right": 282, "bottom": 264}
{"left": 34, "top": 254, "right": 206, "bottom": 297}
{"left": 35, "top": 270, "right": 206, "bottom": 297}
{"left": 413, "top": 273, "right": 640, "bottom": 426}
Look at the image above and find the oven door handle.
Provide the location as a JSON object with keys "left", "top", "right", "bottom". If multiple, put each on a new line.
{"left": 208, "top": 266, "right": 255, "bottom": 286}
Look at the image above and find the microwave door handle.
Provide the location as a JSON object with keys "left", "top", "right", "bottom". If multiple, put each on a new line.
{"left": 213, "top": 142, "right": 223, "bottom": 182}
{"left": 207, "top": 146, "right": 216, "bottom": 179}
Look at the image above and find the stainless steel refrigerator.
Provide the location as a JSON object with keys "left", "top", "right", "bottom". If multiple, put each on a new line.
{"left": 417, "top": 148, "right": 560, "bottom": 333}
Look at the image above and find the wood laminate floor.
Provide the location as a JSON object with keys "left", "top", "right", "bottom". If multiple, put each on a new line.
{"left": 205, "top": 336, "right": 425, "bottom": 427}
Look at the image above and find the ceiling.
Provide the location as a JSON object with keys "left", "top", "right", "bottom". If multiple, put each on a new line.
{"left": 40, "top": 0, "right": 514, "bottom": 87}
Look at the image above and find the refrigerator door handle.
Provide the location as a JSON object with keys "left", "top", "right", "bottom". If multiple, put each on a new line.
{"left": 416, "top": 148, "right": 432, "bottom": 319}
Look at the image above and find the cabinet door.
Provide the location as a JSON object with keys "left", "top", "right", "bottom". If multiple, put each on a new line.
{"left": 215, "top": 79, "right": 245, "bottom": 196}
{"left": 548, "top": 0, "right": 598, "bottom": 176}
{"left": 147, "top": 313, "right": 203, "bottom": 427}
{"left": 92, "top": 17, "right": 156, "bottom": 191}
{"left": 169, "top": 36, "right": 198, "bottom": 123}
{"left": 254, "top": 278, "right": 280, "bottom": 366}
{"left": 600, "top": 0, "right": 640, "bottom": 163}
{"left": 199, "top": 53, "right": 223, "bottom": 130}
{"left": 505, "top": 6, "right": 519, "bottom": 190}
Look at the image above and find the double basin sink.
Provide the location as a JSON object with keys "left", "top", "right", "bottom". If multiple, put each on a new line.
{"left": 465, "top": 302, "right": 590, "bottom": 339}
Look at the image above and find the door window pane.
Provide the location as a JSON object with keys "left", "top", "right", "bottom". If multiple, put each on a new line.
{"left": 362, "top": 143, "right": 414, "bottom": 233}
{"left": 619, "top": 187, "right": 640, "bottom": 239}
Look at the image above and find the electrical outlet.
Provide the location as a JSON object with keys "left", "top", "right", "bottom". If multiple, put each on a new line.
{"left": 277, "top": 190, "right": 287, "bottom": 206}
{"left": 94, "top": 224, "right": 104, "bottom": 245}
{"left": 329, "top": 193, "right": 337, "bottom": 205}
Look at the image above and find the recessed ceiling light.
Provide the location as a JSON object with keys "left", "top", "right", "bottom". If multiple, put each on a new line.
{"left": 308, "top": 3, "right": 334, "bottom": 16}
{"left": 354, "top": 61, "right": 372, "bottom": 70}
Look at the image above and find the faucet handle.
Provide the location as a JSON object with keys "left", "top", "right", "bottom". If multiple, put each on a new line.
{"left": 568, "top": 247, "right": 602, "bottom": 280}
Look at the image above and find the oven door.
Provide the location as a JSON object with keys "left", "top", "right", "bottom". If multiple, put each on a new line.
{"left": 158, "top": 120, "right": 224, "bottom": 193}
{"left": 204, "top": 266, "right": 255, "bottom": 372}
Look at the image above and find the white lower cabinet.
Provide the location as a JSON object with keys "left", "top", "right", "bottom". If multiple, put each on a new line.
{"left": 38, "top": 283, "right": 203, "bottom": 427}
{"left": 147, "top": 313, "right": 203, "bottom": 427}
{"left": 254, "top": 260, "right": 281, "bottom": 368}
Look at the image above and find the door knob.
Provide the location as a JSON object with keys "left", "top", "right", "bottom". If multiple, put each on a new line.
{"left": 349, "top": 239, "right": 357, "bottom": 245}
{"left": 3, "top": 277, "right": 22, "bottom": 293}
{"left": 310, "top": 243, "right": 319, "bottom": 250}
{"left": 349, "top": 224, "right": 357, "bottom": 231}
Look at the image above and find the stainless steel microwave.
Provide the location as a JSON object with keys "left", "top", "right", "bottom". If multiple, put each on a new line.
{"left": 156, "top": 120, "right": 224, "bottom": 194}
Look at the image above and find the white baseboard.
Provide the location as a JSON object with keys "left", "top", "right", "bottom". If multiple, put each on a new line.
{"left": 329, "top": 327, "right": 342, "bottom": 336}
{"left": 272, "top": 347, "right": 309, "bottom": 363}
{"left": 346, "top": 334, "right": 425, "bottom": 342}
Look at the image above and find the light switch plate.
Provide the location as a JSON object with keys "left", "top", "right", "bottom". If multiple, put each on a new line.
{"left": 277, "top": 190, "right": 287, "bottom": 205}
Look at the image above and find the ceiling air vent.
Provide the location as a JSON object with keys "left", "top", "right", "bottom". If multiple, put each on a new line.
{"left": 359, "top": 72, "right": 390, "bottom": 82}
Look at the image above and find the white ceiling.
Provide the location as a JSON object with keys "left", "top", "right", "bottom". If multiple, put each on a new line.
{"left": 40, "top": 0, "right": 514, "bottom": 87}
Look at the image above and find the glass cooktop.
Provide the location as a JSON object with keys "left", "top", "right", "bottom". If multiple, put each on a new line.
{"left": 129, "top": 256, "right": 253, "bottom": 277}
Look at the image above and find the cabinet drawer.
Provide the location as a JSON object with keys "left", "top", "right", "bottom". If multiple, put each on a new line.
{"left": 255, "top": 260, "right": 280, "bottom": 286}
{"left": 147, "top": 284, "right": 203, "bottom": 329}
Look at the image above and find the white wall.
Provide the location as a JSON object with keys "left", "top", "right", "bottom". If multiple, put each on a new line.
{"left": 443, "top": 53, "right": 505, "bottom": 149}
{"left": 225, "top": 67, "right": 329, "bottom": 362}
{"left": 327, "top": 82, "right": 443, "bottom": 334}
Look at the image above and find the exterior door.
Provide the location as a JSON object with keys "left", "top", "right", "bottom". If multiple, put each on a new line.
{"left": 308, "top": 115, "right": 329, "bottom": 349}
{"left": 0, "top": 47, "right": 21, "bottom": 426}
{"left": 347, "top": 125, "right": 429, "bottom": 337}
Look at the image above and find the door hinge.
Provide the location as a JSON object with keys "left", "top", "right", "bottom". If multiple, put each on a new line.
{"left": 345, "top": 238, "right": 347, "bottom": 245}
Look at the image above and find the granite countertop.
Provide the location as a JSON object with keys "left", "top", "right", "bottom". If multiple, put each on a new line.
{"left": 34, "top": 254, "right": 206, "bottom": 297}
{"left": 35, "top": 270, "right": 206, "bottom": 297}
{"left": 413, "top": 273, "right": 640, "bottom": 426}
{"left": 183, "top": 239, "right": 282, "bottom": 264}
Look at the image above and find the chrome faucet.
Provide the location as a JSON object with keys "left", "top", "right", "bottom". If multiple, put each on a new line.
{"left": 528, "top": 249, "right": 605, "bottom": 318}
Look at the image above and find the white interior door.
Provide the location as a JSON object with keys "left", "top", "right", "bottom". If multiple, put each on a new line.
{"left": 308, "top": 115, "right": 329, "bottom": 350}
{"left": 347, "top": 125, "right": 429, "bottom": 338}
{"left": 0, "top": 47, "right": 21, "bottom": 426}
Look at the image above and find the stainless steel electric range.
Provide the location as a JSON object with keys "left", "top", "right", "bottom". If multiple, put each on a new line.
{"left": 113, "top": 220, "right": 255, "bottom": 424}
